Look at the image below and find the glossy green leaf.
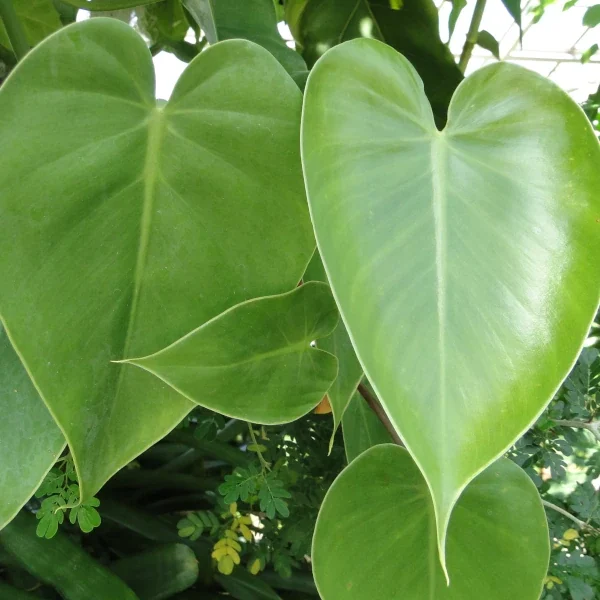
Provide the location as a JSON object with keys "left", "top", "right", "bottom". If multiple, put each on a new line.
{"left": 286, "top": 0, "right": 462, "bottom": 124}
{"left": 0, "top": 326, "right": 65, "bottom": 530}
{"left": 183, "top": 0, "right": 307, "bottom": 83}
{"left": 341, "top": 390, "right": 391, "bottom": 463}
{"left": 302, "top": 38, "right": 600, "bottom": 569}
{"left": 0, "top": 0, "right": 61, "bottom": 50}
{"left": 0, "top": 19, "right": 313, "bottom": 501}
{"left": 121, "top": 283, "right": 338, "bottom": 424}
{"left": 304, "top": 253, "right": 362, "bottom": 446}
{"left": 313, "top": 445, "right": 549, "bottom": 599}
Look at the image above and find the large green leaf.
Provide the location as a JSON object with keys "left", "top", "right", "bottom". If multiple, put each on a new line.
{"left": 313, "top": 445, "right": 549, "bottom": 599}
{"left": 285, "top": 0, "right": 462, "bottom": 124}
{"left": 183, "top": 0, "right": 307, "bottom": 83}
{"left": 120, "top": 283, "right": 338, "bottom": 423}
{"left": 0, "top": 0, "right": 62, "bottom": 51}
{"left": 0, "top": 19, "right": 313, "bottom": 501}
{"left": 304, "top": 253, "right": 362, "bottom": 446}
{"left": 0, "top": 326, "right": 65, "bottom": 530}
{"left": 302, "top": 38, "right": 600, "bottom": 569}
{"left": 341, "top": 390, "right": 391, "bottom": 463}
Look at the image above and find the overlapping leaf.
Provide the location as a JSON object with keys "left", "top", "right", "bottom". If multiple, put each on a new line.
{"left": 184, "top": 0, "right": 307, "bottom": 84}
{"left": 285, "top": 0, "right": 462, "bottom": 123}
{"left": 0, "top": 0, "right": 61, "bottom": 51}
{"left": 0, "top": 19, "right": 313, "bottom": 502}
{"left": 121, "top": 283, "right": 339, "bottom": 424}
{"left": 302, "top": 38, "right": 600, "bottom": 569}
{"left": 304, "top": 253, "right": 362, "bottom": 446}
{"left": 313, "top": 445, "right": 549, "bottom": 599}
{"left": 341, "top": 390, "right": 391, "bottom": 463}
{"left": 0, "top": 326, "right": 65, "bottom": 530}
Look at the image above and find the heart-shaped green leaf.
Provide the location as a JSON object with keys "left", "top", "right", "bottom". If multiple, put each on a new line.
{"left": 0, "top": 19, "right": 313, "bottom": 501}
{"left": 313, "top": 445, "right": 549, "bottom": 599}
{"left": 304, "top": 253, "right": 362, "bottom": 446}
{"left": 302, "top": 38, "right": 600, "bottom": 569}
{"left": 0, "top": 326, "right": 65, "bottom": 530}
{"left": 121, "top": 282, "right": 339, "bottom": 423}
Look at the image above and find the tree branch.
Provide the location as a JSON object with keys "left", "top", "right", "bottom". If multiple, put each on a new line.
{"left": 0, "top": 0, "right": 29, "bottom": 60}
{"left": 542, "top": 500, "right": 600, "bottom": 535}
{"left": 553, "top": 419, "right": 600, "bottom": 443}
{"left": 458, "top": 0, "right": 487, "bottom": 72}
{"left": 357, "top": 383, "right": 404, "bottom": 447}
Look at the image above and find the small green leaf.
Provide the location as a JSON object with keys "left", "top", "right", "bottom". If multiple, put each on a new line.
{"left": 582, "top": 43, "right": 599, "bottom": 63}
{"left": 477, "top": 30, "right": 500, "bottom": 59}
{"left": 247, "top": 444, "right": 268, "bottom": 453}
{"left": 122, "top": 283, "right": 339, "bottom": 425}
{"left": 583, "top": 4, "right": 600, "bottom": 27}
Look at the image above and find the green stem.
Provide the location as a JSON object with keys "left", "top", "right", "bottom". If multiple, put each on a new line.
{"left": 553, "top": 419, "right": 600, "bottom": 443}
{"left": 0, "top": 0, "right": 29, "bottom": 60}
{"left": 541, "top": 500, "right": 600, "bottom": 535}
{"left": 458, "top": 0, "right": 487, "bottom": 72}
{"left": 247, "top": 422, "right": 271, "bottom": 472}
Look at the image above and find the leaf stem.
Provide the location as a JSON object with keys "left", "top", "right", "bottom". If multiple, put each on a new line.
{"left": 0, "top": 0, "right": 29, "bottom": 60}
{"left": 247, "top": 423, "right": 271, "bottom": 472}
{"left": 552, "top": 419, "right": 600, "bottom": 443}
{"left": 541, "top": 500, "right": 600, "bottom": 534}
{"left": 357, "top": 383, "right": 404, "bottom": 447}
{"left": 458, "top": 0, "right": 487, "bottom": 72}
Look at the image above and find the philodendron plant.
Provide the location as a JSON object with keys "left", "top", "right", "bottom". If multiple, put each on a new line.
{"left": 0, "top": 2, "right": 599, "bottom": 599}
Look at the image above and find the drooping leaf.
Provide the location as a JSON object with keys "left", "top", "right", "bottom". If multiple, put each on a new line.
{"left": 0, "top": 326, "right": 65, "bottom": 530}
{"left": 286, "top": 0, "right": 463, "bottom": 124}
{"left": 477, "top": 29, "right": 500, "bottom": 59}
{"left": 121, "top": 283, "right": 339, "bottom": 424}
{"left": 0, "top": 0, "right": 62, "bottom": 51}
{"left": 583, "top": 5, "right": 600, "bottom": 27}
{"left": 183, "top": 0, "right": 307, "bottom": 84}
{"left": 342, "top": 390, "right": 391, "bottom": 463}
{"left": 304, "top": 253, "right": 362, "bottom": 447}
{"left": 313, "top": 445, "right": 549, "bottom": 599}
{"left": 0, "top": 19, "right": 313, "bottom": 501}
{"left": 501, "top": 0, "right": 522, "bottom": 29}
{"left": 302, "top": 38, "right": 600, "bottom": 569}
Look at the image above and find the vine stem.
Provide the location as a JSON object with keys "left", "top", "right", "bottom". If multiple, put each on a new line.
{"left": 553, "top": 419, "right": 600, "bottom": 443}
{"left": 357, "top": 383, "right": 404, "bottom": 447}
{"left": 542, "top": 500, "right": 600, "bottom": 535}
{"left": 0, "top": 0, "right": 29, "bottom": 60}
{"left": 458, "top": 0, "right": 487, "bottom": 72}
{"left": 247, "top": 422, "right": 271, "bottom": 472}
